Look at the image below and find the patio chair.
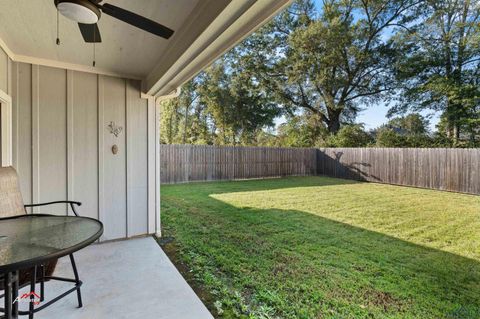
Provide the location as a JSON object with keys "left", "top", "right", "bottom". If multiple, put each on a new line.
{"left": 0, "top": 166, "right": 83, "bottom": 318}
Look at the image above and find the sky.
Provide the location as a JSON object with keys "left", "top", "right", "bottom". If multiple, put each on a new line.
{"left": 356, "top": 103, "right": 440, "bottom": 131}
{"left": 274, "top": 107, "right": 440, "bottom": 132}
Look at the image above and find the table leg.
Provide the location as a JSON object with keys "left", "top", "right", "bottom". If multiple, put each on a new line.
{"left": 12, "top": 271, "right": 18, "bottom": 318}
{"left": 4, "top": 271, "right": 19, "bottom": 319}
{"left": 39, "top": 265, "right": 45, "bottom": 302}
{"left": 29, "top": 266, "right": 37, "bottom": 319}
{"left": 69, "top": 254, "right": 83, "bottom": 308}
{"left": 5, "top": 272, "right": 12, "bottom": 319}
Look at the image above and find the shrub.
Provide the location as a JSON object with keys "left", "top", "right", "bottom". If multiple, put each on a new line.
{"left": 325, "top": 125, "right": 374, "bottom": 147}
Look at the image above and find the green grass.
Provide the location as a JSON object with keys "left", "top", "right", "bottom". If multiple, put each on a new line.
{"left": 160, "top": 176, "right": 480, "bottom": 319}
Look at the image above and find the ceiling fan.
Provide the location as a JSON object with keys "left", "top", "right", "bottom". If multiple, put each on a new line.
{"left": 54, "top": 0, "right": 175, "bottom": 43}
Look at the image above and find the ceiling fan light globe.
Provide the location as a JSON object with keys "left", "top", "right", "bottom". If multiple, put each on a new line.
{"left": 56, "top": 1, "right": 100, "bottom": 24}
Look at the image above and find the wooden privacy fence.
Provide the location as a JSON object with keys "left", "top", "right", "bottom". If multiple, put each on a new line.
{"left": 317, "top": 148, "right": 480, "bottom": 195}
{"left": 160, "top": 144, "right": 317, "bottom": 184}
{"left": 161, "top": 145, "right": 479, "bottom": 195}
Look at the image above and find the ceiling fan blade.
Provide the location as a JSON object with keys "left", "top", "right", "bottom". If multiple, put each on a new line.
{"left": 100, "top": 3, "right": 174, "bottom": 39}
{"left": 78, "top": 23, "right": 102, "bottom": 43}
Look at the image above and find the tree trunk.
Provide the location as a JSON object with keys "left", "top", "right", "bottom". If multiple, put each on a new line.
{"left": 183, "top": 105, "right": 189, "bottom": 144}
{"left": 453, "top": 124, "right": 460, "bottom": 142}
{"left": 327, "top": 121, "right": 340, "bottom": 134}
{"left": 168, "top": 117, "right": 172, "bottom": 143}
{"left": 445, "top": 97, "right": 461, "bottom": 143}
{"left": 326, "top": 108, "right": 342, "bottom": 134}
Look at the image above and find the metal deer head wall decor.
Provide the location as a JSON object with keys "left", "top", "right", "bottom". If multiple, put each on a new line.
{"left": 107, "top": 121, "right": 123, "bottom": 155}
{"left": 107, "top": 121, "right": 123, "bottom": 137}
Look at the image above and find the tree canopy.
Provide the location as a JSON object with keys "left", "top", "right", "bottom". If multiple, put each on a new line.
{"left": 391, "top": 0, "right": 480, "bottom": 145}
{"left": 160, "top": 0, "right": 479, "bottom": 148}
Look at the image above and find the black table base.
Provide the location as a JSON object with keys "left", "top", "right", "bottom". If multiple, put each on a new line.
{"left": 1, "top": 254, "right": 82, "bottom": 319}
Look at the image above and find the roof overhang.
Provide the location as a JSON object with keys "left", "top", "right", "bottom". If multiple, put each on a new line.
{"left": 145, "top": 0, "right": 293, "bottom": 97}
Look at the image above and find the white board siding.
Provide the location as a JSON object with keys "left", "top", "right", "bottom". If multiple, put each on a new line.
{"left": 102, "top": 76, "right": 127, "bottom": 240}
{"left": 12, "top": 63, "right": 32, "bottom": 208}
{"left": 71, "top": 71, "right": 99, "bottom": 220}
{"left": 37, "top": 66, "right": 68, "bottom": 215}
{"left": 147, "top": 96, "right": 156, "bottom": 234}
{"left": 126, "top": 80, "right": 148, "bottom": 237}
{"left": 11, "top": 62, "right": 152, "bottom": 240}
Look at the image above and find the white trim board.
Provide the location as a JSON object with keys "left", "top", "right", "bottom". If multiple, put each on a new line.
{"left": 0, "top": 89, "right": 11, "bottom": 104}
{"left": 0, "top": 37, "right": 142, "bottom": 81}
{"left": 0, "top": 37, "right": 15, "bottom": 60}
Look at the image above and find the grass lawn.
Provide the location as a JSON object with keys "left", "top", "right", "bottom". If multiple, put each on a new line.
{"left": 160, "top": 176, "right": 480, "bottom": 319}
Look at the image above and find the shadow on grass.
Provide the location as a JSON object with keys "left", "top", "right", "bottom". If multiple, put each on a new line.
{"left": 163, "top": 175, "right": 361, "bottom": 197}
{"left": 161, "top": 180, "right": 480, "bottom": 319}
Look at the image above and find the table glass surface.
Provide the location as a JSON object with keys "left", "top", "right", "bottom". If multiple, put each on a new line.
{"left": 0, "top": 215, "right": 102, "bottom": 271}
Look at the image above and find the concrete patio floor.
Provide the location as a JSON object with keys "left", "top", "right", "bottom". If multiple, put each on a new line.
{"left": 5, "top": 237, "right": 213, "bottom": 319}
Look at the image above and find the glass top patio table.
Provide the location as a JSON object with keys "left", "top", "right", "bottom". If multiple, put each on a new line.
{"left": 0, "top": 214, "right": 103, "bottom": 273}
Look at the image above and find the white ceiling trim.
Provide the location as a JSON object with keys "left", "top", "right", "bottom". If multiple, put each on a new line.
{"left": 0, "top": 37, "right": 14, "bottom": 59}
{"left": 0, "top": 36, "right": 142, "bottom": 80}
{"left": 146, "top": 0, "right": 293, "bottom": 97}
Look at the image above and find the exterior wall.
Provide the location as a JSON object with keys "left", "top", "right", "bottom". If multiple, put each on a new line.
{"left": 9, "top": 62, "right": 157, "bottom": 240}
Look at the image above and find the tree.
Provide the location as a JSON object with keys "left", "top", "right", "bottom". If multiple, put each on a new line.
{"left": 255, "top": 129, "right": 280, "bottom": 147}
{"left": 195, "top": 59, "right": 280, "bottom": 146}
{"left": 392, "top": 0, "right": 480, "bottom": 144}
{"left": 375, "top": 128, "right": 407, "bottom": 147}
{"left": 276, "top": 114, "right": 326, "bottom": 147}
{"left": 228, "top": 70, "right": 279, "bottom": 145}
{"left": 387, "top": 113, "right": 430, "bottom": 135}
{"left": 238, "top": 0, "right": 420, "bottom": 134}
{"left": 159, "top": 98, "right": 181, "bottom": 144}
{"left": 178, "top": 81, "right": 200, "bottom": 144}
{"left": 197, "top": 62, "right": 234, "bottom": 145}
{"left": 325, "top": 124, "right": 374, "bottom": 147}
{"left": 160, "top": 79, "right": 214, "bottom": 145}
{"left": 374, "top": 113, "right": 433, "bottom": 147}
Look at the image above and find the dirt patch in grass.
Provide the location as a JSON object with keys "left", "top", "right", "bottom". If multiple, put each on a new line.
{"left": 363, "top": 289, "right": 406, "bottom": 313}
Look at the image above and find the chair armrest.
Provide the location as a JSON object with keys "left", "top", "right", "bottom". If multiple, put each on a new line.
{"left": 24, "top": 201, "right": 82, "bottom": 208}
{"left": 24, "top": 201, "right": 82, "bottom": 216}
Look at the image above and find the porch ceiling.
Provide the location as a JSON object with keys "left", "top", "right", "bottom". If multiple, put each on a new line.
{"left": 0, "top": 0, "right": 292, "bottom": 96}
{"left": 0, "top": 0, "right": 218, "bottom": 78}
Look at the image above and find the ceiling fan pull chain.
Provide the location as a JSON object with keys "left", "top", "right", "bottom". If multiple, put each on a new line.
{"left": 56, "top": 10, "right": 61, "bottom": 45}
{"left": 93, "top": 29, "right": 96, "bottom": 67}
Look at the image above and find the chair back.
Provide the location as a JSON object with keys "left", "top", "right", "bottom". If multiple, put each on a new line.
{"left": 0, "top": 167, "right": 25, "bottom": 217}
